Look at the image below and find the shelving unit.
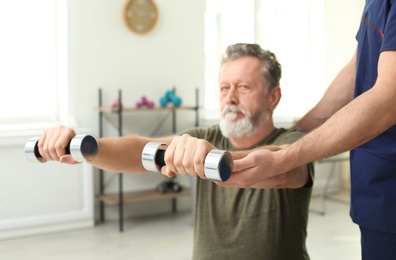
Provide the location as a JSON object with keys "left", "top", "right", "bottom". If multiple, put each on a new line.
{"left": 97, "top": 88, "right": 199, "bottom": 232}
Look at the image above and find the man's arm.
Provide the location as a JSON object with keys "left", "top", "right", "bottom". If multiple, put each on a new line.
{"left": 234, "top": 50, "right": 396, "bottom": 179}
{"left": 90, "top": 135, "right": 175, "bottom": 173}
{"left": 38, "top": 125, "right": 175, "bottom": 173}
{"left": 291, "top": 49, "right": 357, "bottom": 132}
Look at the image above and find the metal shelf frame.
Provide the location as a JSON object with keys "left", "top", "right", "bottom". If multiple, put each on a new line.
{"left": 97, "top": 88, "right": 199, "bottom": 232}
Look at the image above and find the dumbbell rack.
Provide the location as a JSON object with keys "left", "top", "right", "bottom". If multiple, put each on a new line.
{"left": 97, "top": 88, "right": 199, "bottom": 232}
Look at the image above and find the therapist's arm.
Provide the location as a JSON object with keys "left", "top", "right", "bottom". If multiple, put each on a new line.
{"left": 234, "top": 50, "right": 396, "bottom": 180}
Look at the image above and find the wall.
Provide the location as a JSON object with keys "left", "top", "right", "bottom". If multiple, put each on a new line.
{"left": 324, "top": 0, "right": 365, "bottom": 86}
{"left": 0, "top": 131, "right": 94, "bottom": 239}
{"left": 66, "top": 0, "right": 205, "bottom": 220}
{"left": 68, "top": 0, "right": 205, "bottom": 131}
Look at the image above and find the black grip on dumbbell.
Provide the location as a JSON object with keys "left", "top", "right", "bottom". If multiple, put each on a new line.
{"left": 141, "top": 142, "right": 233, "bottom": 182}
{"left": 155, "top": 149, "right": 166, "bottom": 167}
{"left": 25, "top": 135, "right": 98, "bottom": 163}
{"left": 33, "top": 141, "right": 42, "bottom": 158}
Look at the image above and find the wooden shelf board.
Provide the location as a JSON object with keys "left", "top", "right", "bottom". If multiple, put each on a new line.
{"left": 98, "top": 187, "right": 191, "bottom": 206}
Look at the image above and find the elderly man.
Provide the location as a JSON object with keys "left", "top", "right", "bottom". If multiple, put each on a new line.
{"left": 38, "top": 43, "right": 314, "bottom": 260}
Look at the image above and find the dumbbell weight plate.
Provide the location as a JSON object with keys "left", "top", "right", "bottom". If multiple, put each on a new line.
{"left": 142, "top": 142, "right": 168, "bottom": 172}
{"left": 70, "top": 135, "right": 98, "bottom": 162}
{"left": 25, "top": 137, "right": 45, "bottom": 163}
{"left": 204, "top": 150, "right": 233, "bottom": 182}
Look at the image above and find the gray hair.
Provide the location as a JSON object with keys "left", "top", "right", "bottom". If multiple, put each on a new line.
{"left": 221, "top": 43, "right": 282, "bottom": 90}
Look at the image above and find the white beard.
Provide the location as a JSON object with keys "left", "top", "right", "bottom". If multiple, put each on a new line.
{"left": 219, "top": 105, "right": 268, "bottom": 138}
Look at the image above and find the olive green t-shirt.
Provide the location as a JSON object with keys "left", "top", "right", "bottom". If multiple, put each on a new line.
{"left": 183, "top": 125, "right": 313, "bottom": 260}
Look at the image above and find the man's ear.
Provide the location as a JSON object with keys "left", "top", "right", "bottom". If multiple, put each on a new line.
{"left": 269, "top": 86, "right": 281, "bottom": 110}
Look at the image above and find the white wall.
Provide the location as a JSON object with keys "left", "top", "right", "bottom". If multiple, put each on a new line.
{"left": 66, "top": 0, "right": 205, "bottom": 220}
{"left": 67, "top": 0, "right": 205, "bottom": 132}
{"left": 324, "top": 0, "right": 365, "bottom": 86}
{"left": 0, "top": 132, "right": 94, "bottom": 239}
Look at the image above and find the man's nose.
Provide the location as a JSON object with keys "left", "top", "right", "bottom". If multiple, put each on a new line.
{"left": 225, "top": 88, "right": 238, "bottom": 105}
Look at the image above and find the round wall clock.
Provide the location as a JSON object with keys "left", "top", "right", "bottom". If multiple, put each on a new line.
{"left": 123, "top": 0, "right": 159, "bottom": 34}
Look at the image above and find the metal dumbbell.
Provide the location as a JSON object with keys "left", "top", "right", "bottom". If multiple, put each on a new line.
{"left": 25, "top": 135, "right": 98, "bottom": 163}
{"left": 141, "top": 142, "right": 233, "bottom": 182}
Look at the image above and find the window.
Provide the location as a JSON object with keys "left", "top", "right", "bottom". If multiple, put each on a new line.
{"left": 204, "top": 0, "right": 255, "bottom": 118}
{"left": 204, "top": 0, "right": 325, "bottom": 119}
{"left": 0, "top": 0, "right": 68, "bottom": 130}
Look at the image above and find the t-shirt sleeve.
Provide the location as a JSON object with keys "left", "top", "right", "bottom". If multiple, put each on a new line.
{"left": 382, "top": 2, "right": 396, "bottom": 51}
{"left": 272, "top": 129, "right": 305, "bottom": 145}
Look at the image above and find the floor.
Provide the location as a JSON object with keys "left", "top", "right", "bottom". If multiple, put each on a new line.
{"left": 0, "top": 193, "right": 361, "bottom": 260}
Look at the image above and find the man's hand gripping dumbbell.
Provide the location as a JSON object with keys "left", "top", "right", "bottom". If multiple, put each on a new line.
{"left": 142, "top": 141, "right": 233, "bottom": 182}
{"left": 25, "top": 126, "right": 98, "bottom": 164}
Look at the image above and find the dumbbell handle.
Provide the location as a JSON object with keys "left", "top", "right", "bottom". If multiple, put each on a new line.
{"left": 25, "top": 135, "right": 98, "bottom": 163}
{"left": 142, "top": 142, "right": 233, "bottom": 182}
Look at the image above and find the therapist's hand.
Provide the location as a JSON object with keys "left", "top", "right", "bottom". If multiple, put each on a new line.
{"left": 217, "top": 149, "right": 281, "bottom": 188}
